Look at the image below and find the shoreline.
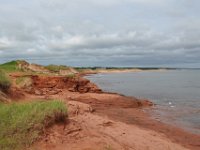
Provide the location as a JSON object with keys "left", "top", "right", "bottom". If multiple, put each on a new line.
{"left": 27, "top": 74, "right": 200, "bottom": 150}
{"left": 79, "top": 68, "right": 168, "bottom": 77}
{"left": 84, "top": 70, "right": 200, "bottom": 134}
{"left": 32, "top": 91, "right": 200, "bottom": 150}
{"left": 82, "top": 72, "right": 200, "bottom": 149}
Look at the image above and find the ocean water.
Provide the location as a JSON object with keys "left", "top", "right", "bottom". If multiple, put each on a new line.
{"left": 86, "top": 70, "right": 200, "bottom": 134}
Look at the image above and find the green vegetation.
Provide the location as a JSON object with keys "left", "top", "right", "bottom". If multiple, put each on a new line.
{"left": 75, "top": 66, "right": 172, "bottom": 70}
{"left": 0, "top": 60, "right": 30, "bottom": 73}
{"left": 0, "top": 70, "right": 11, "bottom": 92}
{"left": 45, "top": 65, "right": 69, "bottom": 72}
{"left": 0, "top": 61, "right": 19, "bottom": 72}
{"left": 0, "top": 100, "right": 67, "bottom": 150}
{"left": 75, "top": 68, "right": 84, "bottom": 73}
{"left": 66, "top": 73, "right": 75, "bottom": 78}
{"left": 75, "top": 67, "right": 100, "bottom": 71}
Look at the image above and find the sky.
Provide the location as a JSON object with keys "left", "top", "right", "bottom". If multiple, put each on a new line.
{"left": 0, "top": 0, "right": 200, "bottom": 67}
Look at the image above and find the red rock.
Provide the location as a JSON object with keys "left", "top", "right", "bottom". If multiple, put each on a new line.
{"left": 28, "top": 75, "right": 102, "bottom": 95}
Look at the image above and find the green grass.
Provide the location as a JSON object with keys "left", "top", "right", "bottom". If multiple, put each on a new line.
{"left": 0, "top": 61, "right": 20, "bottom": 72}
{"left": 0, "top": 70, "right": 11, "bottom": 92}
{"left": 0, "top": 100, "right": 67, "bottom": 150}
{"left": 45, "top": 65, "right": 69, "bottom": 72}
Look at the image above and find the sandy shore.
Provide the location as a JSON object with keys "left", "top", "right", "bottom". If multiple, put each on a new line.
{"left": 79, "top": 68, "right": 167, "bottom": 76}
{"left": 31, "top": 91, "right": 200, "bottom": 150}
{"left": 97, "top": 69, "right": 167, "bottom": 74}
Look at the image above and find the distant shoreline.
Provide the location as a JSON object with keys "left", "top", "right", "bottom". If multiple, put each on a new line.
{"left": 79, "top": 68, "right": 169, "bottom": 76}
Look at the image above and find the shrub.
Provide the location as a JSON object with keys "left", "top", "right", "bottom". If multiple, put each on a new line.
{"left": 67, "top": 73, "right": 75, "bottom": 78}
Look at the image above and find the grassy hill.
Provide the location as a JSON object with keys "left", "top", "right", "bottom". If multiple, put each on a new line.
{"left": 0, "top": 61, "right": 21, "bottom": 72}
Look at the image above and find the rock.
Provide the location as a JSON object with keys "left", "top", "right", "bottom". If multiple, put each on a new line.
{"left": 29, "top": 75, "right": 101, "bottom": 94}
{"left": 68, "top": 88, "right": 76, "bottom": 92}
{"left": 48, "top": 89, "right": 62, "bottom": 95}
{"left": 7, "top": 87, "right": 25, "bottom": 100}
{"left": 78, "top": 87, "right": 89, "bottom": 93}
{"left": 35, "top": 90, "right": 43, "bottom": 95}
{"left": 68, "top": 101, "right": 94, "bottom": 116}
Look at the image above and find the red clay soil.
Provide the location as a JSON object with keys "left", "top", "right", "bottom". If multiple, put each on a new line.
{"left": 12, "top": 75, "right": 101, "bottom": 95}
{"left": 66, "top": 92, "right": 200, "bottom": 150}
{"left": 8, "top": 74, "right": 200, "bottom": 150}
{"left": 28, "top": 90, "right": 200, "bottom": 150}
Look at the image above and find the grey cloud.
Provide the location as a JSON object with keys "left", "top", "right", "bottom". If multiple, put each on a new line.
{"left": 0, "top": 0, "right": 200, "bottom": 67}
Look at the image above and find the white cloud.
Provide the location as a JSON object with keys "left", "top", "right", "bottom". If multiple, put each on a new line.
{"left": 0, "top": 37, "right": 13, "bottom": 50}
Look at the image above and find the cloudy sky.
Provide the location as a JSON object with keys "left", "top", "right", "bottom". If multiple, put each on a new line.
{"left": 0, "top": 0, "right": 200, "bottom": 67}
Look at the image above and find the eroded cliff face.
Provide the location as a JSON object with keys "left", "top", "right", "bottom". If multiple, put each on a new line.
{"left": 22, "top": 75, "right": 102, "bottom": 96}
{"left": 7, "top": 73, "right": 153, "bottom": 108}
{"left": 0, "top": 87, "right": 25, "bottom": 102}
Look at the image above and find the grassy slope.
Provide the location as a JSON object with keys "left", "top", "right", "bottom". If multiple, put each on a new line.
{"left": 0, "top": 61, "right": 20, "bottom": 73}
{"left": 0, "top": 100, "right": 67, "bottom": 150}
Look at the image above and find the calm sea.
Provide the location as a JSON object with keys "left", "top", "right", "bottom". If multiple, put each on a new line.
{"left": 86, "top": 70, "right": 200, "bottom": 134}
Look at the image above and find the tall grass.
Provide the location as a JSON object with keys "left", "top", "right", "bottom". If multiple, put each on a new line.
{"left": 0, "top": 70, "right": 11, "bottom": 92}
{"left": 0, "top": 100, "right": 67, "bottom": 150}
